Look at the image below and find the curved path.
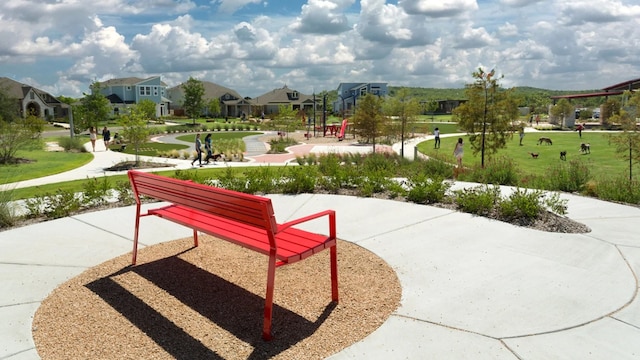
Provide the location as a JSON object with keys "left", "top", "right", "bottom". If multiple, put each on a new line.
{"left": 1, "top": 130, "right": 640, "bottom": 359}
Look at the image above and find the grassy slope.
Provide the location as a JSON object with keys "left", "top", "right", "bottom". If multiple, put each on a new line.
{"left": 417, "top": 131, "right": 628, "bottom": 180}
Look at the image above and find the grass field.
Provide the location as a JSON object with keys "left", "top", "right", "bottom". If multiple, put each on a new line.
{"left": 2, "top": 149, "right": 93, "bottom": 184}
{"left": 417, "top": 131, "right": 632, "bottom": 180}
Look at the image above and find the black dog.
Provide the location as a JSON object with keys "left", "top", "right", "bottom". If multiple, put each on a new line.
{"left": 528, "top": 152, "right": 539, "bottom": 159}
{"left": 580, "top": 143, "right": 590, "bottom": 154}
{"left": 560, "top": 151, "right": 567, "bottom": 161}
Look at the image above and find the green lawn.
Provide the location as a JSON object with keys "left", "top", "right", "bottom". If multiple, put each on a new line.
{"left": 417, "top": 131, "right": 630, "bottom": 180}
{"left": 1, "top": 150, "right": 93, "bottom": 184}
{"left": 176, "top": 131, "right": 262, "bottom": 142}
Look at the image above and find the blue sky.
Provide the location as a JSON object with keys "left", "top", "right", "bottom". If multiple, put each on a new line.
{"left": 1, "top": 0, "right": 639, "bottom": 99}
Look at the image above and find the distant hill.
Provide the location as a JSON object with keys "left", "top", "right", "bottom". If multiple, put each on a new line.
{"left": 388, "top": 86, "right": 605, "bottom": 109}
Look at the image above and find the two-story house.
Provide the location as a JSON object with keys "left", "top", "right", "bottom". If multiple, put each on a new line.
{"left": 333, "top": 82, "right": 388, "bottom": 116}
{"left": 166, "top": 81, "right": 250, "bottom": 119}
{"left": 97, "top": 76, "right": 169, "bottom": 118}
{"left": 0, "top": 77, "right": 70, "bottom": 121}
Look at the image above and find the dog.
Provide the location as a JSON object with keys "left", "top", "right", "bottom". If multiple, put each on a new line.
{"left": 537, "top": 137, "right": 553, "bottom": 145}
{"left": 560, "top": 151, "right": 567, "bottom": 161}
{"left": 528, "top": 152, "right": 539, "bottom": 159}
{"left": 580, "top": 143, "right": 590, "bottom": 154}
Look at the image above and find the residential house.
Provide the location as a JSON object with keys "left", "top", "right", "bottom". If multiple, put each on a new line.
{"left": 252, "top": 85, "right": 318, "bottom": 119}
{"left": 97, "top": 76, "right": 170, "bottom": 118}
{"left": 333, "top": 82, "right": 388, "bottom": 115}
{"left": 0, "top": 77, "right": 70, "bottom": 120}
{"left": 166, "top": 81, "right": 250, "bottom": 119}
{"left": 420, "top": 99, "right": 467, "bottom": 115}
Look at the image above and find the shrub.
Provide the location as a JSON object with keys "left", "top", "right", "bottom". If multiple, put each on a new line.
{"left": 453, "top": 185, "right": 500, "bottom": 216}
{"left": 0, "top": 187, "right": 18, "bottom": 228}
{"left": 280, "top": 166, "right": 318, "bottom": 194}
{"left": 406, "top": 174, "right": 450, "bottom": 204}
{"left": 44, "top": 189, "right": 82, "bottom": 219}
{"left": 462, "top": 156, "right": 519, "bottom": 186}
{"left": 544, "top": 160, "right": 590, "bottom": 192}
{"left": 81, "top": 176, "right": 112, "bottom": 207}
{"left": 244, "top": 166, "right": 278, "bottom": 194}
{"left": 498, "top": 188, "right": 543, "bottom": 220}
{"left": 58, "top": 136, "right": 86, "bottom": 152}
{"left": 589, "top": 175, "right": 640, "bottom": 204}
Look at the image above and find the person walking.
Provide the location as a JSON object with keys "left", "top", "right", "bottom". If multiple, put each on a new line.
{"left": 191, "top": 133, "right": 203, "bottom": 167}
{"left": 519, "top": 126, "right": 525, "bottom": 146}
{"left": 433, "top": 127, "right": 441, "bottom": 149}
{"left": 89, "top": 126, "right": 97, "bottom": 152}
{"left": 203, "top": 133, "right": 214, "bottom": 164}
{"left": 453, "top": 137, "right": 464, "bottom": 169}
{"left": 102, "top": 126, "right": 111, "bottom": 150}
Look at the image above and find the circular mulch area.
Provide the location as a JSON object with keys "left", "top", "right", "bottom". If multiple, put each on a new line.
{"left": 33, "top": 236, "right": 401, "bottom": 359}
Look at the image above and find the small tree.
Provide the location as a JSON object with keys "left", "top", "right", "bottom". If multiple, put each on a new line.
{"left": 550, "top": 98, "right": 574, "bottom": 128}
{"left": 601, "top": 98, "right": 621, "bottom": 127}
{"left": 352, "top": 93, "right": 386, "bottom": 152}
{"left": 120, "top": 105, "right": 151, "bottom": 166}
{"left": 608, "top": 91, "right": 640, "bottom": 181}
{"left": 207, "top": 98, "right": 221, "bottom": 118}
{"left": 136, "top": 99, "right": 157, "bottom": 120}
{"left": 182, "top": 77, "right": 205, "bottom": 124}
{"left": 0, "top": 115, "right": 44, "bottom": 164}
{"left": 384, "top": 88, "right": 419, "bottom": 157}
{"left": 272, "top": 105, "right": 298, "bottom": 138}
{"left": 454, "top": 68, "right": 519, "bottom": 167}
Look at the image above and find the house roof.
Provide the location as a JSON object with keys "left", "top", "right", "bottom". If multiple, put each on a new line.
{"left": 550, "top": 77, "right": 639, "bottom": 100}
{"left": 253, "top": 85, "right": 314, "bottom": 105}
{"left": 0, "top": 77, "right": 67, "bottom": 107}
{"left": 99, "top": 76, "right": 168, "bottom": 87}
{"left": 167, "top": 81, "right": 243, "bottom": 101}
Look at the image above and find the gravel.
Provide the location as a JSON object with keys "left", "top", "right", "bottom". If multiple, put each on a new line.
{"left": 33, "top": 236, "right": 401, "bottom": 359}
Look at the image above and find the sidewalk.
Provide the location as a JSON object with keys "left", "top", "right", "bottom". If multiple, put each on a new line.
{"left": 2, "top": 134, "right": 640, "bottom": 359}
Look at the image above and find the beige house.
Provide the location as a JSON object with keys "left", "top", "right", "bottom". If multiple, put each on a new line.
{"left": 0, "top": 77, "right": 69, "bottom": 120}
{"left": 166, "top": 81, "right": 251, "bottom": 118}
{"left": 251, "top": 85, "right": 318, "bottom": 118}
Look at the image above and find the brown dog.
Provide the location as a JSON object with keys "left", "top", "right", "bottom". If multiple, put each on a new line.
{"left": 560, "top": 151, "right": 567, "bottom": 160}
{"left": 537, "top": 137, "right": 552, "bottom": 145}
{"left": 528, "top": 152, "right": 539, "bottom": 158}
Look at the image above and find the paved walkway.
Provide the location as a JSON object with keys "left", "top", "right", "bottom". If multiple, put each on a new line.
{"left": 2, "top": 132, "right": 640, "bottom": 359}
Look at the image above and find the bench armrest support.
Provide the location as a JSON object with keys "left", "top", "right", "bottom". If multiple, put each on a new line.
{"left": 277, "top": 210, "right": 336, "bottom": 238}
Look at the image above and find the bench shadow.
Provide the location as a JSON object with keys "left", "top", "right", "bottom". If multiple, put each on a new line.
{"left": 86, "top": 255, "right": 336, "bottom": 359}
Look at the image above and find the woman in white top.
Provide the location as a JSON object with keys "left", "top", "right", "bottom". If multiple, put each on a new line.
{"left": 453, "top": 137, "right": 463, "bottom": 168}
{"left": 89, "top": 126, "right": 97, "bottom": 152}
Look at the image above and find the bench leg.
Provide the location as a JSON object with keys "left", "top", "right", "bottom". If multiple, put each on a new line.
{"left": 193, "top": 229, "right": 198, "bottom": 247}
{"left": 262, "top": 252, "right": 277, "bottom": 340}
{"left": 132, "top": 205, "right": 142, "bottom": 265}
{"left": 330, "top": 245, "right": 339, "bottom": 302}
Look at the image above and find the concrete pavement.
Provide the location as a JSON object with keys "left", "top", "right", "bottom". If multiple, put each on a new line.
{"left": 1, "top": 132, "right": 640, "bottom": 359}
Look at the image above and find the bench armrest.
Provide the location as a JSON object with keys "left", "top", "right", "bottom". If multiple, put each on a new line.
{"left": 277, "top": 209, "right": 336, "bottom": 237}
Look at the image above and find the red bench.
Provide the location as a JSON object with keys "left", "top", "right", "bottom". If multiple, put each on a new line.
{"left": 127, "top": 170, "right": 338, "bottom": 340}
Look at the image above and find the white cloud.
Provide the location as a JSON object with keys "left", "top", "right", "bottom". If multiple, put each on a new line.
{"left": 291, "top": 0, "right": 351, "bottom": 34}
{"left": 215, "top": 0, "right": 264, "bottom": 14}
{"left": 398, "top": 0, "right": 478, "bottom": 17}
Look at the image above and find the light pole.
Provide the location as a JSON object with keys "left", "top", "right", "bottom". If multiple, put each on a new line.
{"left": 313, "top": 92, "right": 316, "bottom": 137}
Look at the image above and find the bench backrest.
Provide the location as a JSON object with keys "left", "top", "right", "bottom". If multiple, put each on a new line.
{"left": 128, "top": 170, "right": 278, "bottom": 234}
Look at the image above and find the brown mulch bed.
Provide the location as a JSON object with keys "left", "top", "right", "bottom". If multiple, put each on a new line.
{"left": 33, "top": 236, "right": 401, "bottom": 359}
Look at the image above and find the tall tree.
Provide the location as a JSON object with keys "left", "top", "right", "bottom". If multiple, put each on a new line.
{"left": 352, "top": 93, "right": 386, "bottom": 152}
{"left": 0, "top": 88, "right": 21, "bottom": 123}
{"left": 453, "top": 68, "right": 519, "bottom": 167}
{"left": 207, "top": 98, "right": 221, "bottom": 117}
{"left": 608, "top": 91, "right": 640, "bottom": 181}
{"left": 79, "top": 81, "right": 111, "bottom": 131}
{"left": 384, "top": 88, "right": 420, "bottom": 157}
{"left": 182, "top": 77, "right": 205, "bottom": 124}
{"left": 136, "top": 99, "right": 157, "bottom": 120}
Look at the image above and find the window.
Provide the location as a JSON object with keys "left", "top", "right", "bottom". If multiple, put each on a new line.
{"left": 139, "top": 87, "right": 144, "bottom": 95}
{"left": 126, "top": 86, "right": 131, "bottom": 90}
{"left": 291, "top": 91, "right": 298, "bottom": 99}
{"left": 360, "top": 88, "right": 367, "bottom": 96}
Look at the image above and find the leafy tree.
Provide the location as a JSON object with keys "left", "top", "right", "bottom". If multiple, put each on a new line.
{"left": 352, "top": 93, "right": 387, "bottom": 152}
{"left": 453, "top": 68, "right": 519, "bottom": 168}
{"left": 0, "top": 115, "right": 44, "bottom": 164}
{"left": 207, "top": 98, "right": 221, "bottom": 117}
{"left": 182, "top": 77, "right": 205, "bottom": 124}
{"left": 608, "top": 91, "right": 640, "bottom": 181}
{"left": 384, "top": 88, "right": 420, "bottom": 156}
{"left": 601, "top": 98, "right": 621, "bottom": 127}
{"left": 271, "top": 104, "right": 299, "bottom": 138}
{"left": 120, "top": 105, "right": 151, "bottom": 166}
{"left": 0, "top": 88, "right": 21, "bottom": 123}
{"left": 78, "top": 81, "right": 111, "bottom": 131}
{"left": 549, "top": 98, "right": 574, "bottom": 127}
{"left": 136, "top": 99, "right": 157, "bottom": 120}
{"left": 57, "top": 95, "right": 76, "bottom": 105}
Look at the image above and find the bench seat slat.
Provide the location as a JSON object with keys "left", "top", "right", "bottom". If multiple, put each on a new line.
{"left": 149, "top": 205, "right": 333, "bottom": 265}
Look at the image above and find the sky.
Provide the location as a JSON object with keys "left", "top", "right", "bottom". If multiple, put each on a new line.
{"left": 1, "top": 0, "right": 639, "bottom": 99}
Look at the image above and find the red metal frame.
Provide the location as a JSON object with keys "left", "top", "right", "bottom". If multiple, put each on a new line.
{"left": 128, "top": 170, "right": 338, "bottom": 340}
